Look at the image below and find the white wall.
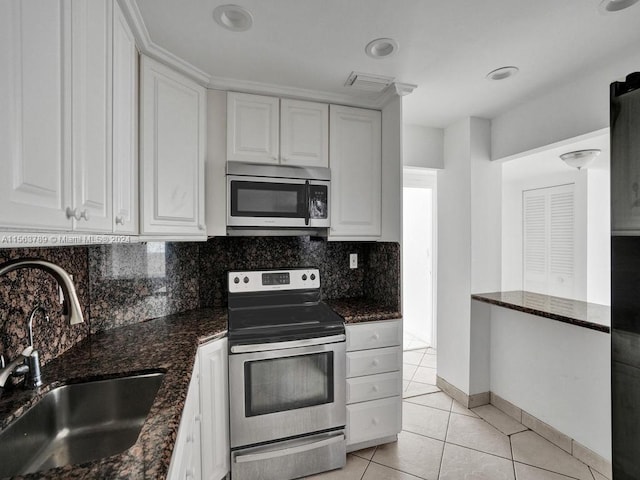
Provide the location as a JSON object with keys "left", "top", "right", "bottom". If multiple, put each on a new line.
{"left": 489, "top": 303, "right": 611, "bottom": 461}
{"left": 381, "top": 96, "right": 403, "bottom": 243}
{"left": 491, "top": 45, "right": 640, "bottom": 161}
{"left": 403, "top": 124, "right": 444, "bottom": 169}
{"left": 437, "top": 117, "right": 499, "bottom": 395}
{"left": 437, "top": 118, "right": 472, "bottom": 393}
{"left": 587, "top": 162, "right": 611, "bottom": 305}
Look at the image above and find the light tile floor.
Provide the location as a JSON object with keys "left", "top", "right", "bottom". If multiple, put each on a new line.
{"left": 304, "top": 348, "right": 609, "bottom": 480}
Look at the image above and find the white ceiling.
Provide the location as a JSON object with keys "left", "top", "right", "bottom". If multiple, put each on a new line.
{"left": 134, "top": 0, "right": 640, "bottom": 128}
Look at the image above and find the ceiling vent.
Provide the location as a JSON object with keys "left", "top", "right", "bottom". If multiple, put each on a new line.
{"left": 345, "top": 72, "right": 395, "bottom": 93}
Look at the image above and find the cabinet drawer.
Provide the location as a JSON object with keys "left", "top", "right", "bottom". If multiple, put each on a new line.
{"left": 346, "top": 346, "right": 401, "bottom": 378}
{"left": 346, "top": 396, "right": 401, "bottom": 446}
{"left": 346, "top": 320, "right": 402, "bottom": 351}
{"left": 346, "top": 371, "right": 402, "bottom": 404}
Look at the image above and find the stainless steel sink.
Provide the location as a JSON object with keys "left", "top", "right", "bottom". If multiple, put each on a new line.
{"left": 0, "top": 372, "right": 165, "bottom": 477}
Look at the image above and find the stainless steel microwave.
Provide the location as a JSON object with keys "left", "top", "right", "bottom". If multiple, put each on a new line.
{"left": 226, "top": 161, "right": 330, "bottom": 234}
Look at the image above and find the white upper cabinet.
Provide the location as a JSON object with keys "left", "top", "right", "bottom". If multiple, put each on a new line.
{"left": 227, "top": 93, "right": 329, "bottom": 167}
{"left": 0, "top": 0, "right": 134, "bottom": 234}
{"left": 227, "top": 92, "right": 279, "bottom": 164}
{"left": 112, "top": 1, "right": 138, "bottom": 234}
{"left": 280, "top": 99, "right": 329, "bottom": 167}
{"left": 0, "top": 0, "right": 72, "bottom": 230}
{"left": 140, "top": 55, "right": 206, "bottom": 236}
{"left": 329, "top": 105, "right": 382, "bottom": 238}
{"left": 70, "top": 0, "right": 113, "bottom": 232}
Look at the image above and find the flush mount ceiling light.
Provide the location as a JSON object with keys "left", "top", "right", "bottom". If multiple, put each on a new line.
{"left": 486, "top": 66, "right": 519, "bottom": 81}
{"left": 599, "top": 0, "right": 639, "bottom": 13}
{"left": 560, "top": 149, "right": 601, "bottom": 170}
{"left": 365, "top": 38, "right": 399, "bottom": 59}
{"left": 213, "top": 4, "right": 253, "bottom": 32}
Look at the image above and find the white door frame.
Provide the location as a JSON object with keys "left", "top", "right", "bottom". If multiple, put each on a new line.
{"left": 402, "top": 167, "right": 438, "bottom": 349}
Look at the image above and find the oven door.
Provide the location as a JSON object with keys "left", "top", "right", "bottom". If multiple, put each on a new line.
{"left": 229, "top": 339, "right": 346, "bottom": 448}
{"left": 227, "top": 175, "right": 330, "bottom": 228}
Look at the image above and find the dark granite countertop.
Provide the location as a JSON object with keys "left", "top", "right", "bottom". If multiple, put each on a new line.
{"left": 0, "top": 308, "right": 227, "bottom": 480}
{"left": 471, "top": 291, "right": 610, "bottom": 333}
{"left": 326, "top": 297, "right": 401, "bottom": 324}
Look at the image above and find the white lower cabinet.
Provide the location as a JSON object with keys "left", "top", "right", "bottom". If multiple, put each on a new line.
{"left": 345, "top": 319, "right": 402, "bottom": 452}
{"left": 199, "top": 337, "right": 230, "bottom": 480}
{"left": 168, "top": 357, "right": 202, "bottom": 480}
{"left": 168, "top": 337, "right": 229, "bottom": 480}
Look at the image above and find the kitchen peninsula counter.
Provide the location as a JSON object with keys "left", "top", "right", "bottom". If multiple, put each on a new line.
{"left": 327, "top": 298, "right": 401, "bottom": 324}
{"left": 472, "top": 290, "right": 610, "bottom": 333}
{"left": 0, "top": 308, "right": 227, "bottom": 480}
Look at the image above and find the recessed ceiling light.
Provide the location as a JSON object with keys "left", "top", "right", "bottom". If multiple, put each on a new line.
{"left": 213, "top": 4, "right": 253, "bottom": 32}
{"left": 599, "top": 0, "right": 639, "bottom": 13}
{"left": 486, "top": 66, "right": 519, "bottom": 81}
{"left": 365, "top": 38, "right": 399, "bottom": 59}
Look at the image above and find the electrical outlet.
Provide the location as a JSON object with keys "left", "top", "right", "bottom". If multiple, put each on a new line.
{"left": 350, "top": 253, "right": 358, "bottom": 269}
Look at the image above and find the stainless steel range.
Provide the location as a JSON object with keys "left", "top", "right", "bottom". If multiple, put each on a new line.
{"left": 227, "top": 268, "right": 346, "bottom": 480}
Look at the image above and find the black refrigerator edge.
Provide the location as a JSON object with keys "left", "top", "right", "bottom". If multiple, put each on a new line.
{"left": 611, "top": 71, "right": 640, "bottom": 480}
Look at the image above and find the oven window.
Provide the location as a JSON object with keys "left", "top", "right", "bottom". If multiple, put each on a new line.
{"left": 231, "top": 181, "right": 305, "bottom": 217}
{"left": 245, "top": 352, "right": 333, "bottom": 417}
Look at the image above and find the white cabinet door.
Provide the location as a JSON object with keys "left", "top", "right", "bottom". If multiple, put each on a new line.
{"left": 0, "top": 0, "right": 72, "bottom": 230}
{"left": 199, "top": 337, "right": 230, "bottom": 480}
{"left": 70, "top": 0, "right": 112, "bottom": 232}
{"left": 329, "top": 105, "right": 382, "bottom": 238}
{"left": 112, "top": 1, "right": 138, "bottom": 234}
{"left": 168, "top": 357, "right": 202, "bottom": 480}
{"left": 140, "top": 55, "right": 206, "bottom": 236}
{"left": 227, "top": 92, "right": 279, "bottom": 164}
{"left": 280, "top": 99, "right": 328, "bottom": 167}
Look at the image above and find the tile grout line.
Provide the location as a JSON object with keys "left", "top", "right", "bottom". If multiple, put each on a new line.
{"left": 436, "top": 397, "right": 453, "bottom": 480}
{"left": 509, "top": 432, "right": 516, "bottom": 479}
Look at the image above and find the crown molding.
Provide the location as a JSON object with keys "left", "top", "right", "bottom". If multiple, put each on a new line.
{"left": 117, "top": 0, "right": 415, "bottom": 107}
{"left": 118, "top": 0, "right": 211, "bottom": 86}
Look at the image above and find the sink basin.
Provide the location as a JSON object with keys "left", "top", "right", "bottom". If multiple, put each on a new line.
{"left": 0, "top": 372, "right": 165, "bottom": 477}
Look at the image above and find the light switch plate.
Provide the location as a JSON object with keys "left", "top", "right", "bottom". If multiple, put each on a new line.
{"left": 350, "top": 253, "right": 358, "bottom": 269}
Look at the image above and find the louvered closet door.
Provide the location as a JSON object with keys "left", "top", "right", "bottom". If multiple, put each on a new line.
{"left": 523, "top": 184, "right": 575, "bottom": 298}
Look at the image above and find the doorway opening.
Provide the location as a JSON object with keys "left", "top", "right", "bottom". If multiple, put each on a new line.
{"left": 402, "top": 167, "right": 437, "bottom": 351}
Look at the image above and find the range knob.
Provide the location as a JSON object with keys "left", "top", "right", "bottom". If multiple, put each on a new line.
{"left": 233, "top": 277, "right": 240, "bottom": 284}
{"left": 310, "top": 273, "right": 316, "bottom": 281}
{"left": 302, "top": 274, "right": 308, "bottom": 281}
{"left": 243, "top": 276, "right": 249, "bottom": 284}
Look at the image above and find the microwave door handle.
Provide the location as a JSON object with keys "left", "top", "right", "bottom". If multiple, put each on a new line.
{"left": 304, "top": 180, "right": 310, "bottom": 226}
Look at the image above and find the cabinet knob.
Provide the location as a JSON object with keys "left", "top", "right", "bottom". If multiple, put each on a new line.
{"left": 187, "top": 432, "right": 195, "bottom": 443}
{"left": 198, "top": 224, "right": 205, "bottom": 231}
{"left": 372, "top": 359, "right": 380, "bottom": 367}
{"left": 372, "top": 385, "right": 379, "bottom": 392}
{"left": 79, "top": 209, "right": 89, "bottom": 221}
{"left": 372, "top": 417, "right": 380, "bottom": 426}
{"left": 372, "top": 333, "right": 380, "bottom": 341}
{"left": 186, "top": 467, "right": 195, "bottom": 479}
{"left": 65, "top": 207, "right": 79, "bottom": 220}
{"left": 194, "top": 414, "right": 201, "bottom": 422}
{"left": 115, "top": 215, "right": 125, "bottom": 225}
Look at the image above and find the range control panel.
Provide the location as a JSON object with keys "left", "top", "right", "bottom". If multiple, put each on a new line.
{"left": 228, "top": 268, "right": 320, "bottom": 293}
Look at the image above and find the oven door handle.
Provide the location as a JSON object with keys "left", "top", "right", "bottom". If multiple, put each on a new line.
{"left": 234, "top": 432, "right": 345, "bottom": 464}
{"left": 230, "top": 334, "right": 345, "bottom": 353}
{"left": 304, "top": 180, "right": 310, "bottom": 226}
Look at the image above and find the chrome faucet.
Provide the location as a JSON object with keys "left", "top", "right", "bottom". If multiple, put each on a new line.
{"left": 0, "top": 259, "right": 85, "bottom": 392}
{"left": 0, "top": 258, "right": 84, "bottom": 325}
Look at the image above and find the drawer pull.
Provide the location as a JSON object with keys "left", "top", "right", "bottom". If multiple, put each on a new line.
{"left": 372, "top": 417, "right": 380, "bottom": 425}
{"left": 372, "top": 385, "right": 379, "bottom": 392}
{"left": 372, "top": 359, "right": 380, "bottom": 367}
{"left": 372, "top": 333, "right": 380, "bottom": 340}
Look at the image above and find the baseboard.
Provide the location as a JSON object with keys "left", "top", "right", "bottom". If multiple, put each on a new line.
{"left": 435, "top": 375, "right": 490, "bottom": 409}
{"left": 490, "top": 393, "right": 612, "bottom": 479}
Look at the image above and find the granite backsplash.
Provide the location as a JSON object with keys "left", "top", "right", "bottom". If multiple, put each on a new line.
{"left": 0, "top": 237, "right": 399, "bottom": 366}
